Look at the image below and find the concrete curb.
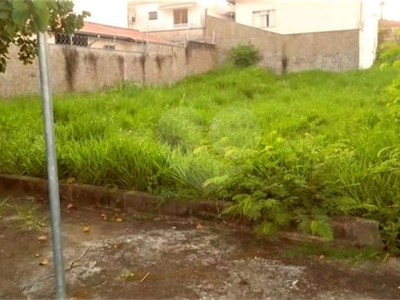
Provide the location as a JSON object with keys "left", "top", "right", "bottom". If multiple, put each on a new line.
{"left": 0, "top": 174, "right": 229, "bottom": 220}
{"left": 0, "top": 173, "right": 384, "bottom": 250}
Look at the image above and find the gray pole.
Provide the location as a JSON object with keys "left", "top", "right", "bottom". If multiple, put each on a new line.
{"left": 37, "top": 32, "right": 66, "bottom": 300}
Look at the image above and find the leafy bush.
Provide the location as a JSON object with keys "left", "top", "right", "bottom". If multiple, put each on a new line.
{"left": 204, "top": 142, "right": 334, "bottom": 240}
{"left": 378, "top": 28, "right": 400, "bottom": 68}
{"left": 228, "top": 44, "right": 263, "bottom": 67}
{"left": 379, "top": 42, "right": 400, "bottom": 68}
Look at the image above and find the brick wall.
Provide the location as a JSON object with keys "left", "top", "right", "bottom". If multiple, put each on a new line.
{"left": 0, "top": 41, "right": 217, "bottom": 98}
{"left": 205, "top": 16, "right": 359, "bottom": 73}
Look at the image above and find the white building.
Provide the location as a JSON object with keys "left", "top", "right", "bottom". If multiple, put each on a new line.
{"left": 234, "top": 0, "right": 381, "bottom": 69}
{"left": 127, "top": 0, "right": 234, "bottom": 31}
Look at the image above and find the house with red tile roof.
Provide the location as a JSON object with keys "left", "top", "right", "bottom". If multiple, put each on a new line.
{"left": 49, "top": 21, "right": 176, "bottom": 52}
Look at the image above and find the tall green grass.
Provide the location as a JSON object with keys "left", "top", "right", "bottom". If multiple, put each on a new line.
{"left": 1, "top": 65, "right": 400, "bottom": 251}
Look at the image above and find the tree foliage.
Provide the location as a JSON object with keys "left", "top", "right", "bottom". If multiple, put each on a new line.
{"left": 0, "top": 0, "right": 90, "bottom": 73}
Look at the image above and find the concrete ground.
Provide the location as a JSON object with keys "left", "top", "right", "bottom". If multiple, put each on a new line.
{"left": 1, "top": 196, "right": 400, "bottom": 300}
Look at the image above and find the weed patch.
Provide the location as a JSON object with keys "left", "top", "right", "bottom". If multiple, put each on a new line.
{"left": 1, "top": 65, "right": 400, "bottom": 252}
{"left": 6, "top": 199, "right": 47, "bottom": 231}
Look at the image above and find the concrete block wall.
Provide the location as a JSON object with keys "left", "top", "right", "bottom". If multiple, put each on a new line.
{"left": 0, "top": 41, "right": 217, "bottom": 98}
{"left": 205, "top": 16, "right": 359, "bottom": 74}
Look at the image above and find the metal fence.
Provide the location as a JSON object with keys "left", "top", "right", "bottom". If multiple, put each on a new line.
{"left": 53, "top": 33, "right": 151, "bottom": 54}
{"left": 52, "top": 31, "right": 218, "bottom": 55}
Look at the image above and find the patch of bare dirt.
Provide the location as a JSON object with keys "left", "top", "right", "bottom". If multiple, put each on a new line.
{"left": 0, "top": 197, "right": 400, "bottom": 300}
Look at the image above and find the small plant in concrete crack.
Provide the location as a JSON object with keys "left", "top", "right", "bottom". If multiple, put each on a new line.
{"left": 8, "top": 201, "right": 47, "bottom": 231}
{"left": 0, "top": 197, "right": 9, "bottom": 219}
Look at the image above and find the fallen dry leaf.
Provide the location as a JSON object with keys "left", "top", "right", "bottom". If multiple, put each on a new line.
{"left": 39, "top": 259, "right": 49, "bottom": 266}
{"left": 115, "top": 218, "right": 123, "bottom": 223}
{"left": 82, "top": 226, "right": 91, "bottom": 233}
{"left": 196, "top": 224, "right": 204, "bottom": 230}
{"left": 67, "top": 203, "right": 74, "bottom": 209}
{"left": 38, "top": 236, "right": 47, "bottom": 242}
{"left": 101, "top": 213, "right": 107, "bottom": 221}
{"left": 114, "top": 243, "right": 122, "bottom": 250}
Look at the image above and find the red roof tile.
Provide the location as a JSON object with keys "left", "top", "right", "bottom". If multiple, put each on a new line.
{"left": 79, "top": 22, "right": 176, "bottom": 45}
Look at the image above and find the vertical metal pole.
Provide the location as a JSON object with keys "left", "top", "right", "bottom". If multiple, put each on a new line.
{"left": 37, "top": 32, "right": 66, "bottom": 300}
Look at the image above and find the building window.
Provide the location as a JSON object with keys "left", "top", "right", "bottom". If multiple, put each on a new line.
{"left": 55, "top": 33, "right": 89, "bottom": 47}
{"left": 173, "top": 9, "right": 188, "bottom": 26}
{"left": 252, "top": 9, "right": 276, "bottom": 28}
{"left": 148, "top": 11, "right": 158, "bottom": 20}
{"left": 104, "top": 45, "right": 116, "bottom": 50}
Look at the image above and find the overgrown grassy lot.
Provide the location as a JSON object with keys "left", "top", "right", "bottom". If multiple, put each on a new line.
{"left": 1, "top": 65, "right": 400, "bottom": 252}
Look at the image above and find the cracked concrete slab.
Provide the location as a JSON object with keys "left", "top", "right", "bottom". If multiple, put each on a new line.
{"left": 1, "top": 199, "right": 400, "bottom": 300}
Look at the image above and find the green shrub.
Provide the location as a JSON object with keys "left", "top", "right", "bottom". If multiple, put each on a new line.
{"left": 379, "top": 42, "right": 400, "bottom": 67}
{"left": 379, "top": 27, "right": 400, "bottom": 67}
{"left": 204, "top": 136, "right": 334, "bottom": 240}
{"left": 228, "top": 44, "right": 263, "bottom": 67}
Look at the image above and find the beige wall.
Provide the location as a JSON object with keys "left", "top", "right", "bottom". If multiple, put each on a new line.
{"left": 283, "top": 31, "right": 360, "bottom": 73}
{"left": 205, "top": 16, "right": 360, "bottom": 73}
{"left": 0, "top": 41, "right": 217, "bottom": 98}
